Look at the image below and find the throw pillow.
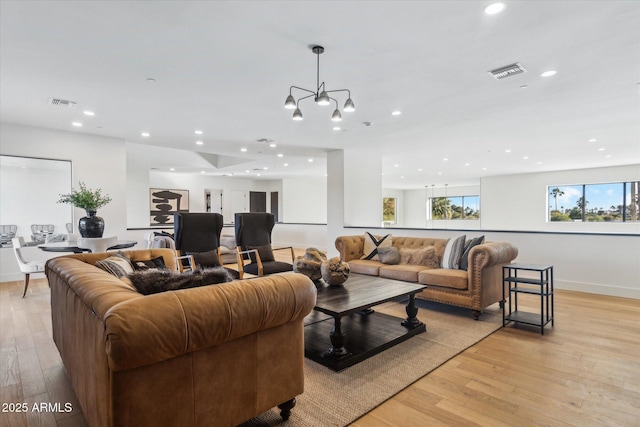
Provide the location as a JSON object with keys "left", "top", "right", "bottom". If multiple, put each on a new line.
{"left": 398, "top": 246, "right": 439, "bottom": 268}
{"left": 125, "top": 267, "right": 233, "bottom": 295}
{"left": 441, "top": 235, "right": 466, "bottom": 269}
{"left": 247, "top": 244, "right": 275, "bottom": 263}
{"left": 377, "top": 246, "right": 400, "bottom": 265}
{"left": 131, "top": 256, "right": 167, "bottom": 271}
{"left": 95, "top": 253, "right": 135, "bottom": 278}
{"left": 361, "top": 232, "right": 392, "bottom": 261}
{"left": 458, "top": 235, "right": 485, "bottom": 271}
{"left": 185, "top": 249, "right": 221, "bottom": 268}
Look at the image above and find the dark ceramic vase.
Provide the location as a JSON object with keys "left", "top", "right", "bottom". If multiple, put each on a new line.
{"left": 78, "top": 210, "right": 104, "bottom": 238}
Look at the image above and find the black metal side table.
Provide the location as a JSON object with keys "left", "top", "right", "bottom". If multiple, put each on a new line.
{"left": 503, "top": 263, "right": 554, "bottom": 335}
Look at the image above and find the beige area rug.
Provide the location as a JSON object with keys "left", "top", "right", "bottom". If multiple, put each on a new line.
{"left": 240, "top": 300, "right": 503, "bottom": 427}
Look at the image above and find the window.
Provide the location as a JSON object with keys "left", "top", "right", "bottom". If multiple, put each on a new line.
{"left": 548, "top": 181, "right": 639, "bottom": 222}
{"left": 428, "top": 195, "right": 480, "bottom": 220}
{"left": 382, "top": 197, "right": 397, "bottom": 224}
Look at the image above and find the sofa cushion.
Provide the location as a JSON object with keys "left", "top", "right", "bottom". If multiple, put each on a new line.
{"left": 441, "top": 235, "right": 466, "bottom": 269}
{"left": 124, "top": 267, "right": 232, "bottom": 295}
{"left": 458, "top": 235, "right": 485, "bottom": 271}
{"left": 361, "top": 232, "right": 392, "bottom": 261}
{"left": 377, "top": 246, "right": 400, "bottom": 264}
{"left": 348, "top": 259, "right": 383, "bottom": 276}
{"left": 379, "top": 264, "right": 430, "bottom": 282}
{"left": 418, "top": 268, "right": 468, "bottom": 290}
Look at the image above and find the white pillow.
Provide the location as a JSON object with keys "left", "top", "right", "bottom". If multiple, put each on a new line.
{"left": 441, "top": 235, "right": 466, "bottom": 269}
{"left": 361, "top": 232, "right": 392, "bottom": 261}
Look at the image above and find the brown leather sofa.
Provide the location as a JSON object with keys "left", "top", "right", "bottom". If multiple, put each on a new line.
{"left": 45, "top": 248, "right": 317, "bottom": 427}
{"left": 335, "top": 235, "right": 518, "bottom": 319}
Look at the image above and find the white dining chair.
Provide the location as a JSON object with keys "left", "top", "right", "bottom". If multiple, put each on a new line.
{"left": 12, "top": 237, "right": 46, "bottom": 298}
{"left": 76, "top": 236, "right": 118, "bottom": 253}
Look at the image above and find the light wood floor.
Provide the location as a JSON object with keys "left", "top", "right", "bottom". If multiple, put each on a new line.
{"left": 1, "top": 274, "right": 639, "bottom": 427}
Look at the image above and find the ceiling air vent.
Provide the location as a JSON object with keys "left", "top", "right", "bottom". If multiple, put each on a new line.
{"left": 488, "top": 63, "right": 526, "bottom": 80}
{"left": 49, "top": 98, "right": 77, "bottom": 108}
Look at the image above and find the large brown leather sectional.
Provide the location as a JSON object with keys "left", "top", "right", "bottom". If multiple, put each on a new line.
{"left": 335, "top": 235, "right": 518, "bottom": 319}
{"left": 45, "top": 248, "right": 317, "bottom": 427}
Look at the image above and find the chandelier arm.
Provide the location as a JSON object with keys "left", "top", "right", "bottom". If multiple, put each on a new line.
{"left": 325, "top": 89, "right": 351, "bottom": 96}
{"left": 290, "top": 85, "right": 317, "bottom": 96}
{"left": 296, "top": 93, "right": 316, "bottom": 105}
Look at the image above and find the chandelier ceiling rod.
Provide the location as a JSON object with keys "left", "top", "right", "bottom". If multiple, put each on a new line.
{"left": 284, "top": 45, "right": 355, "bottom": 122}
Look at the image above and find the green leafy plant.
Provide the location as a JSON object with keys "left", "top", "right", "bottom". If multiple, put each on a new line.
{"left": 58, "top": 181, "right": 112, "bottom": 212}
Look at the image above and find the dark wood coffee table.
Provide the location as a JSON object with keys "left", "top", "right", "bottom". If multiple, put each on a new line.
{"left": 304, "top": 273, "right": 427, "bottom": 371}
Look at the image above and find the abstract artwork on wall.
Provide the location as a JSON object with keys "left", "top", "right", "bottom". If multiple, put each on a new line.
{"left": 149, "top": 188, "right": 189, "bottom": 225}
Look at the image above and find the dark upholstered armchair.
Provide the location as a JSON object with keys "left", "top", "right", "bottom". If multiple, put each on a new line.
{"left": 234, "top": 213, "right": 294, "bottom": 278}
{"left": 174, "top": 213, "right": 238, "bottom": 277}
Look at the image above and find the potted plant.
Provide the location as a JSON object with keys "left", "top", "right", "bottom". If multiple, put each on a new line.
{"left": 58, "top": 182, "right": 112, "bottom": 238}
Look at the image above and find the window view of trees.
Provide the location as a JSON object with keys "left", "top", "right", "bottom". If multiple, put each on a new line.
{"left": 382, "top": 197, "right": 397, "bottom": 224}
{"left": 429, "top": 196, "right": 480, "bottom": 220}
{"left": 548, "top": 182, "right": 639, "bottom": 222}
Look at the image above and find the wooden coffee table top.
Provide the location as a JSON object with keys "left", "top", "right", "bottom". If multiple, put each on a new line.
{"left": 314, "top": 273, "right": 427, "bottom": 317}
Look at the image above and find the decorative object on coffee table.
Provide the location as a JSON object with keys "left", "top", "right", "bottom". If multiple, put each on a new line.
{"left": 321, "top": 256, "right": 350, "bottom": 286}
{"left": 293, "top": 247, "right": 327, "bottom": 282}
{"left": 58, "top": 181, "right": 111, "bottom": 238}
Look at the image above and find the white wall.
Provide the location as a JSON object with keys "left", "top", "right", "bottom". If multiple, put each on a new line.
{"left": 282, "top": 176, "right": 327, "bottom": 223}
{"left": 481, "top": 165, "right": 640, "bottom": 233}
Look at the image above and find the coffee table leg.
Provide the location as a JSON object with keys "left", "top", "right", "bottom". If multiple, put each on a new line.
{"left": 324, "top": 316, "right": 350, "bottom": 358}
{"left": 402, "top": 294, "right": 425, "bottom": 329}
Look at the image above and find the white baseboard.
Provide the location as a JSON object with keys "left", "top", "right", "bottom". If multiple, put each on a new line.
{"left": 555, "top": 279, "right": 639, "bottom": 299}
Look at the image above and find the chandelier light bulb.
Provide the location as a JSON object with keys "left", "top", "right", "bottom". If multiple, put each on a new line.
{"left": 343, "top": 98, "right": 355, "bottom": 112}
{"left": 316, "top": 91, "right": 330, "bottom": 106}
{"left": 331, "top": 108, "right": 343, "bottom": 122}
{"left": 292, "top": 108, "right": 303, "bottom": 121}
{"left": 284, "top": 94, "right": 296, "bottom": 109}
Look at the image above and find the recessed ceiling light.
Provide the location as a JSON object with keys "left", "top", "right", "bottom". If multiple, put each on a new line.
{"left": 464, "top": 163, "right": 470, "bottom": 166}
{"left": 333, "top": 126, "right": 341, "bottom": 131}
{"left": 195, "top": 130, "right": 203, "bottom": 135}
{"left": 270, "top": 143, "right": 277, "bottom": 148}
{"left": 141, "top": 132, "right": 150, "bottom": 137}
{"left": 523, "top": 156, "right": 529, "bottom": 160}
{"left": 418, "top": 168, "right": 423, "bottom": 172}
{"left": 588, "top": 138, "right": 597, "bottom": 142}
{"left": 240, "top": 148, "right": 247, "bottom": 152}
{"left": 443, "top": 158, "right": 448, "bottom": 162}
{"left": 484, "top": 2, "right": 506, "bottom": 15}
{"left": 482, "top": 167, "right": 487, "bottom": 170}
{"left": 72, "top": 122, "right": 83, "bottom": 127}
{"left": 391, "top": 111, "right": 402, "bottom": 116}
{"left": 437, "top": 172, "right": 443, "bottom": 175}
{"left": 83, "top": 111, "right": 95, "bottom": 116}
{"left": 308, "top": 158, "right": 314, "bottom": 162}
{"left": 196, "top": 140, "right": 203, "bottom": 145}
{"left": 394, "top": 164, "right": 399, "bottom": 167}
{"left": 284, "top": 163, "right": 289, "bottom": 167}
{"left": 257, "top": 174, "right": 261, "bottom": 177}
{"left": 201, "top": 171, "right": 205, "bottom": 174}
{"left": 400, "top": 176, "right": 405, "bottom": 179}
{"left": 169, "top": 168, "right": 175, "bottom": 171}
{"left": 277, "top": 153, "right": 284, "bottom": 158}
{"left": 598, "top": 147, "right": 606, "bottom": 151}
{"left": 537, "top": 162, "right": 543, "bottom": 165}
{"left": 505, "top": 149, "right": 512, "bottom": 153}
{"left": 263, "top": 167, "right": 268, "bottom": 170}
{"left": 540, "top": 70, "right": 557, "bottom": 77}
{"left": 605, "top": 155, "right": 613, "bottom": 158}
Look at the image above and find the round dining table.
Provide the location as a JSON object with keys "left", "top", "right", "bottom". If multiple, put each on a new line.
{"left": 38, "top": 240, "right": 138, "bottom": 254}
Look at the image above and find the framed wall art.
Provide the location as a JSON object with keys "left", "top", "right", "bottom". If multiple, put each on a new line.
{"left": 149, "top": 188, "right": 189, "bottom": 225}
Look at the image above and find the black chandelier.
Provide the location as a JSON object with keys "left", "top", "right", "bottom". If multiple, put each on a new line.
{"left": 284, "top": 45, "right": 355, "bottom": 122}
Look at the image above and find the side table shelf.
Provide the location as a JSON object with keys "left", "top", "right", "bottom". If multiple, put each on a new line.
{"left": 503, "top": 263, "right": 554, "bottom": 335}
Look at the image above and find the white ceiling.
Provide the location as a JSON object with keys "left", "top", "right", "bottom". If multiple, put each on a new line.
{"left": 1, "top": 1, "right": 639, "bottom": 189}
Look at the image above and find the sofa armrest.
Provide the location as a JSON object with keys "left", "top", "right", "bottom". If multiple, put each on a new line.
{"left": 335, "top": 235, "right": 365, "bottom": 262}
{"left": 467, "top": 242, "right": 518, "bottom": 306}
{"left": 469, "top": 242, "right": 518, "bottom": 271}
{"left": 103, "top": 273, "right": 317, "bottom": 371}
